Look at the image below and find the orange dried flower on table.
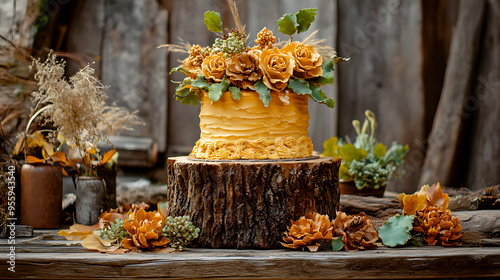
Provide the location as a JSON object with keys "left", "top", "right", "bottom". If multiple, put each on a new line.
{"left": 120, "top": 208, "right": 170, "bottom": 250}
{"left": 282, "top": 212, "right": 334, "bottom": 252}
{"left": 413, "top": 206, "right": 462, "bottom": 246}
{"left": 399, "top": 182, "right": 449, "bottom": 215}
{"left": 333, "top": 212, "right": 378, "bottom": 251}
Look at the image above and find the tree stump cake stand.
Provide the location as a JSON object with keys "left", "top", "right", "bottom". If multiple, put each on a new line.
{"left": 166, "top": 156, "right": 341, "bottom": 249}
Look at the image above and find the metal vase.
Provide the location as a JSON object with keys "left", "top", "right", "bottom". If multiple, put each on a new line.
{"left": 75, "top": 176, "right": 106, "bottom": 225}
{"left": 20, "top": 164, "right": 63, "bottom": 228}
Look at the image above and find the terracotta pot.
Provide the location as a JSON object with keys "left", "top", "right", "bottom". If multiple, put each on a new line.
{"left": 75, "top": 176, "right": 106, "bottom": 225}
{"left": 339, "top": 179, "right": 386, "bottom": 198}
{"left": 20, "top": 164, "right": 63, "bottom": 228}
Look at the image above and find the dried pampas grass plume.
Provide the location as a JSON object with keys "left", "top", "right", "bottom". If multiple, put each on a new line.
{"left": 30, "top": 51, "right": 142, "bottom": 157}
{"left": 228, "top": 0, "right": 245, "bottom": 35}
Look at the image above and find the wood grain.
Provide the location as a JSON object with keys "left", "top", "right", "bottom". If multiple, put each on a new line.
{"left": 101, "top": 0, "right": 168, "bottom": 152}
{"left": 337, "top": 0, "right": 425, "bottom": 194}
{"left": 464, "top": 0, "right": 500, "bottom": 189}
{"left": 419, "top": 0, "right": 486, "bottom": 187}
{"left": 0, "top": 238, "right": 499, "bottom": 279}
{"left": 166, "top": 156, "right": 340, "bottom": 249}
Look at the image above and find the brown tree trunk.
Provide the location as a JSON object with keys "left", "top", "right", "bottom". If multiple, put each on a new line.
{"left": 166, "top": 156, "right": 341, "bottom": 249}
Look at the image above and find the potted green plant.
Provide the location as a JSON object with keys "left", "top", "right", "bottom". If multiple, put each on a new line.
{"left": 322, "top": 110, "right": 408, "bottom": 197}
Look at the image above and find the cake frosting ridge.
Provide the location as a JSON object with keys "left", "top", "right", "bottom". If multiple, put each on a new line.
{"left": 192, "top": 90, "right": 313, "bottom": 159}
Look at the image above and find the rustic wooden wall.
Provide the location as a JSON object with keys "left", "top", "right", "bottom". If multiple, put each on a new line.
{"left": 6, "top": 0, "right": 499, "bottom": 192}
{"left": 65, "top": 0, "right": 168, "bottom": 152}
{"left": 337, "top": 0, "right": 425, "bottom": 193}
{"left": 462, "top": 0, "right": 500, "bottom": 189}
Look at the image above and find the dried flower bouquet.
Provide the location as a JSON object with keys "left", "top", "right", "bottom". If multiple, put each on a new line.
{"left": 162, "top": 5, "right": 347, "bottom": 108}
{"left": 29, "top": 52, "right": 142, "bottom": 176}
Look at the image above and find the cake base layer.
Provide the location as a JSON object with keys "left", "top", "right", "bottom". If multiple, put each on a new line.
{"left": 191, "top": 136, "right": 313, "bottom": 160}
{"left": 166, "top": 156, "right": 341, "bottom": 249}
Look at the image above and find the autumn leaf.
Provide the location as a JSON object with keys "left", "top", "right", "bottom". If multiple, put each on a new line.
{"left": 59, "top": 224, "right": 98, "bottom": 241}
{"left": 307, "top": 244, "right": 319, "bottom": 252}
{"left": 81, "top": 233, "right": 107, "bottom": 251}
{"left": 50, "top": 151, "right": 68, "bottom": 163}
{"left": 427, "top": 182, "right": 449, "bottom": 210}
{"left": 98, "top": 212, "right": 126, "bottom": 229}
{"left": 101, "top": 149, "right": 116, "bottom": 165}
{"left": 400, "top": 193, "right": 427, "bottom": 216}
{"left": 26, "top": 155, "right": 45, "bottom": 164}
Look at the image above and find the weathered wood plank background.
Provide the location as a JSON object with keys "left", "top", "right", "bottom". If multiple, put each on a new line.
{"left": 2, "top": 0, "right": 499, "bottom": 192}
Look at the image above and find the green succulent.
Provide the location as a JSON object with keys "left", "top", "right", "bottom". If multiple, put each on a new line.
{"left": 161, "top": 216, "right": 200, "bottom": 251}
{"left": 378, "top": 215, "right": 414, "bottom": 247}
{"left": 99, "top": 219, "right": 130, "bottom": 243}
{"left": 322, "top": 110, "right": 408, "bottom": 190}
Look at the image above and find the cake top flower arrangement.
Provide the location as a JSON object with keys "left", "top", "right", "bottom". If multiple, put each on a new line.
{"left": 163, "top": 2, "right": 347, "bottom": 108}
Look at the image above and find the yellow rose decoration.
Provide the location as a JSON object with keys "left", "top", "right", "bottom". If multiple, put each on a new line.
{"left": 226, "top": 49, "right": 263, "bottom": 89}
{"left": 202, "top": 52, "right": 226, "bottom": 82}
{"left": 281, "top": 42, "right": 323, "bottom": 79}
{"left": 259, "top": 47, "right": 295, "bottom": 91}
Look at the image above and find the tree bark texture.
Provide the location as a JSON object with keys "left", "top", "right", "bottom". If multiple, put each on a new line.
{"left": 166, "top": 156, "right": 341, "bottom": 249}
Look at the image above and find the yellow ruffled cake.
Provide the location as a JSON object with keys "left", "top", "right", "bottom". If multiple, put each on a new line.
{"left": 191, "top": 90, "right": 313, "bottom": 160}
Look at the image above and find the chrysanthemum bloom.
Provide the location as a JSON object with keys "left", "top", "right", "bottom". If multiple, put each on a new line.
{"left": 121, "top": 208, "right": 169, "bottom": 250}
{"left": 282, "top": 212, "right": 334, "bottom": 252}
{"left": 332, "top": 212, "right": 378, "bottom": 251}
{"left": 413, "top": 206, "right": 462, "bottom": 246}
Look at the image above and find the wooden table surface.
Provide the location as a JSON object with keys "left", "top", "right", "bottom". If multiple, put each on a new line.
{"left": 1, "top": 229, "right": 499, "bottom": 279}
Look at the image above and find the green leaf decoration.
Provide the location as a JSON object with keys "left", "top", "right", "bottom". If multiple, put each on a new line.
{"left": 191, "top": 75, "right": 210, "bottom": 91}
{"left": 332, "top": 237, "right": 344, "bottom": 251}
{"left": 229, "top": 86, "right": 241, "bottom": 101}
{"left": 176, "top": 87, "right": 200, "bottom": 106}
{"left": 204, "top": 11, "right": 222, "bottom": 33}
{"left": 208, "top": 78, "right": 229, "bottom": 102}
{"left": 319, "top": 57, "right": 335, "bottom": 85}
{"left": 373, "top": 143, "right": 387, "bottom": 158}
{"left": 338, "top": 144, "right": 367, "bottom": 162}
{"left": 175, "top": 86, "right": 191, "bottom": 98}
{"left": 169, "top": 66, "right": 190, "bottom": 76}
{"left": 322, "top": 137, "right": 339, "bottom": 157}
{"left": 309, "top": 83, "right": 335, "bottom": 108}
{"left": 277, "top": 13, "right": 298, "bottom": 36}
{"left": 339, "top": 164, "right": 350, "bottom": 180}
{"left": 335, "top": 56, "right": 350, "bottom": 64}
{"left": 254, "top": 80, "right": 271, "bottom": 107}
{"left": 288, "top": 78, "right": 312, "bottom": 95}
{"left": 378, "top": 215, "right": 415, "bottom": 247}
{"left": 296, "top": 8, "right": 317, "bottom": 33}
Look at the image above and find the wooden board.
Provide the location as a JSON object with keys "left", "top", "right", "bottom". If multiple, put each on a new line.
{"left": 464, "top": 0, "right": 500, "bottom": 189}
{"left": 0, "top": 229, "right": 499, "bottom": 279}
{"left": 419, "top": 0, "right": 486, "bottom": 187}
{"left": 166, "top": 0, "right": 218, "bottom": 156}
{"left": 166, "top": 156, "right": 341, "bottom": 249}
{"left": 100, "top": 0, "right": 168, "bottom": 152}
{"left": 337, "top": 0, "right": 425, "bottom": 194}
